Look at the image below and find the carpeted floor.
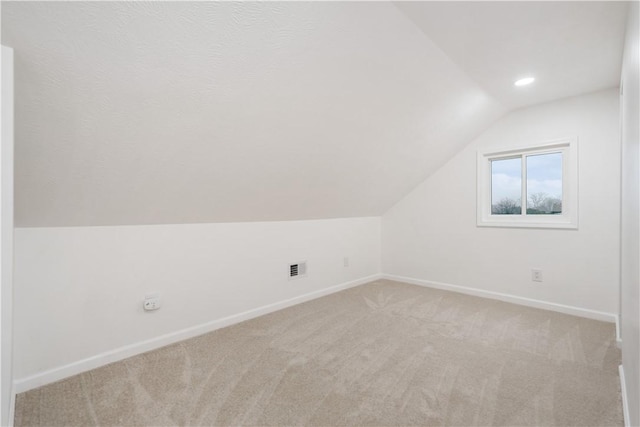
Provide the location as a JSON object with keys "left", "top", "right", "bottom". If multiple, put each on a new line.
{"left": 15, "top": 279, "right": 623, "bottom": 426}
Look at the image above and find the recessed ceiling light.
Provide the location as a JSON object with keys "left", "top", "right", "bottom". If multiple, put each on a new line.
{"left": 514, "top": 77, "right": 535, "bottom": 87}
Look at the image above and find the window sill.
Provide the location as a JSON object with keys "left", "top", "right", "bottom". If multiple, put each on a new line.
{"left": 477, "top": 216, "right": 578, "bottom": 229}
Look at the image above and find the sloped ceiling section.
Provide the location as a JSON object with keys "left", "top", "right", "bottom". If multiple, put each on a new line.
{"left": 1, "top": 2, "right": 626, "bottom": 227}
{"left": 3, "top": 1, "right": 506, "bottom": 227}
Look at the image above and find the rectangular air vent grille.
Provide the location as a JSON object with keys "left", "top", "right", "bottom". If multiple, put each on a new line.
{"left": 289, "top": 262, "right": 307, "bottom": 279}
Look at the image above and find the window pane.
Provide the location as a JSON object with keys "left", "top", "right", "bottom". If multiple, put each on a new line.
{"left": 491, "top": 157, "right": 521, "bottom": 215}
{"left": 526, "top": 152, "right": 562, "bottom": 215}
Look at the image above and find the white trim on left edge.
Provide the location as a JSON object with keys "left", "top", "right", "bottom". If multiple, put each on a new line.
{"left": 619, "top": 365, "right": 630, "bottom": 427}
{"left": 383, "top": 274, "right": 617, "bottom": 323}
{"left": 13, "top": 273, "right": 382, "bottom": 394}
{"left": 8, "top": 385, "right": 14, "bottom": 427}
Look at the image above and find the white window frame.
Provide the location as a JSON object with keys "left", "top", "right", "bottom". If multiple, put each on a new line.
{"left": 477, "top": 137, "right": 578, "bottom": 229}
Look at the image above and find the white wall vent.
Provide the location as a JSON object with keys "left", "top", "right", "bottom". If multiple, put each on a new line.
{"left": 289, "top": 261, "right": 307, "bottom": 279}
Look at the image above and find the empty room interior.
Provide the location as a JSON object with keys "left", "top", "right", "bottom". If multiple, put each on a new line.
{"left": 1, "top": 1, "right": 639, "bottom": 426}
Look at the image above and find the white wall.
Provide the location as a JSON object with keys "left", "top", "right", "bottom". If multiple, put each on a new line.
{"left": 1, "top": 45, "right": 14, "bottom": 427}
{"left": 383, "top": 89, "right": 620, "bottom": 317}
{"left": 620, "top": 2, "right": 639, "bottom": 425}
{"left": 13, "top": 217, "right": 381, "bottom": 390}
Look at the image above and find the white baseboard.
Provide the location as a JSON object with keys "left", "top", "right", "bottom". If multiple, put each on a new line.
{"left": 13, "top": 273, "right": 382, "bottom": 394}
{"left": 382, "top": 274, "right": 617, "bottom": 323}
{"left": 616, "top": 314, "right": 622, "bottom": 348}
{"left": 619, "top": 365, "right": 630, "bottom": 427}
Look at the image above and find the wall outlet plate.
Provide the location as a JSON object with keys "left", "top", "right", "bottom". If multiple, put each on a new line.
{"left": 143, "top": 294, "right": 161, "bottom": 311}
{"left": 531, "top": 269, "right": 543, "bottom": 282}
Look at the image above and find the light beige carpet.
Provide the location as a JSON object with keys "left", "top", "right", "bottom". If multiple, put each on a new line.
{"left": 15, "top": 280, "right": 623, "bottom": 426}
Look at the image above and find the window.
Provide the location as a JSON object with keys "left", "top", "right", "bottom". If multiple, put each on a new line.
{"left": 477, "top": 138, "right": 578, "bottom": 229}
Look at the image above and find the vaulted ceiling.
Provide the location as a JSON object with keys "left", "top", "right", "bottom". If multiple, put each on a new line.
{"left": 2, "top": 1, "right": 628, "bottom": 227}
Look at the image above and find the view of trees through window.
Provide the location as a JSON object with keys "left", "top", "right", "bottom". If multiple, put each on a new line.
{"left": 491, "top": 152, "right": 562, "bottom": 215}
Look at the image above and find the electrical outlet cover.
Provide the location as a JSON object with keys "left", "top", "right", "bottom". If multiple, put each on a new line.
{"left": 143, "top": 295, "right": 161, "bottom": 311}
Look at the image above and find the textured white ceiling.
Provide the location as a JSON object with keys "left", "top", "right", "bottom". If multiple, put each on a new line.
{"left": 1, "top": 2, "right": 626, "bottom": 227}
{"left": 395, "top": 1, "right": 628, "bottom": 109}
